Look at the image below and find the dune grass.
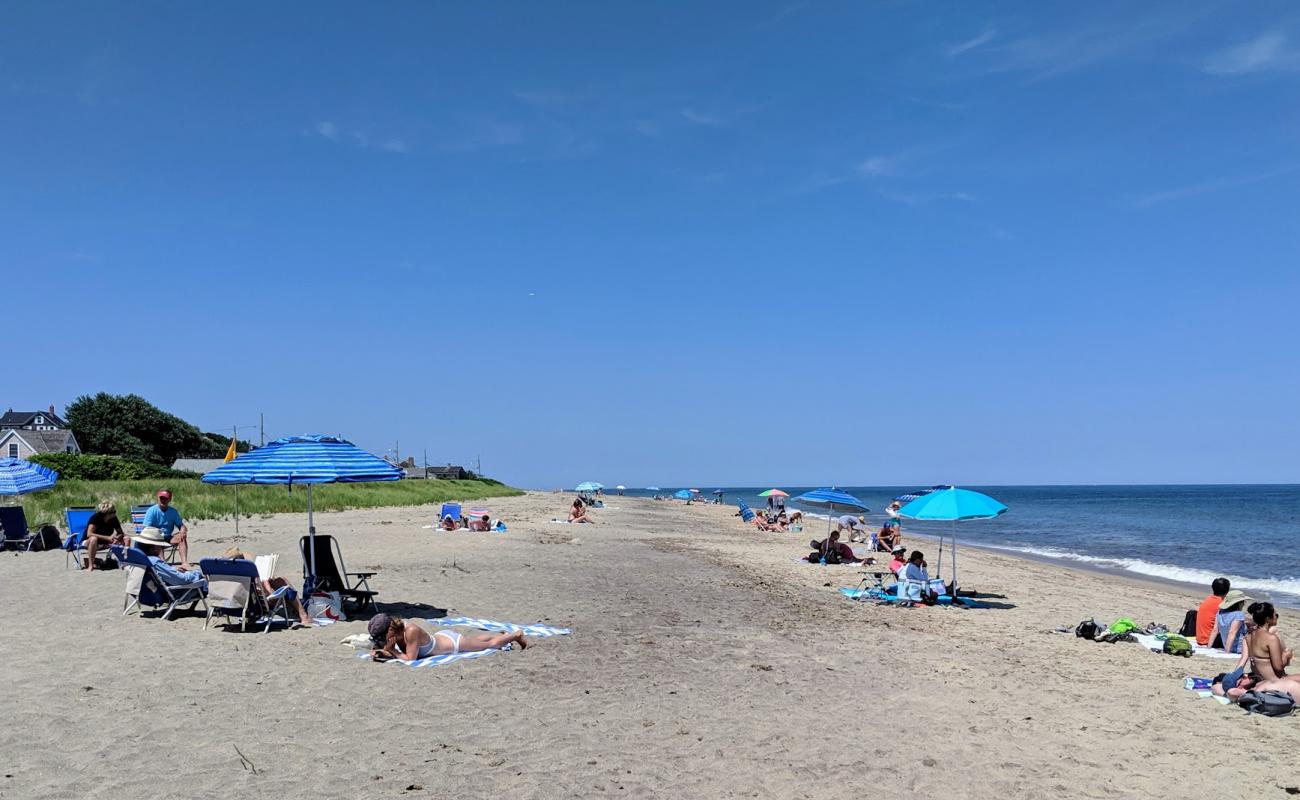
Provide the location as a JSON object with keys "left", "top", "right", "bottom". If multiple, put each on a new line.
{"left": 17, "top": 478, "right": 524, "bottom": 526}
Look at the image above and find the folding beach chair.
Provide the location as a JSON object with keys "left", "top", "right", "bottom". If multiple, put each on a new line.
{"left": 199, "top": 558, "right": 293, "bottom": 633}
{"left": 439, "top": 503, "right": 462, "bottom": 527}
{"left": 62, "top": 507, "right": 95, "bottom": 569}
{"left": 130, "top": 504, "right": 180, "bottom": 563}
{"left": 736, "top": 500, "right": 756, "bottom": 524}
{"left": 114, "top": 544, "right": 208, "bottom": 620}
{"left": 0, "top": 506, "right": 37, "bottom": 551}
{"left": 299, "top": 535, "right": 377, "bottom": 611}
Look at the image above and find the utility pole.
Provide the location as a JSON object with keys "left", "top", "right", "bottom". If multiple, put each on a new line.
{"left": 259, "top": 412, "right": 264, "bottom": 447}
{"left": 476, "top": 454, "right": 482, "bottom": 477}
{"left": 423, "top": 449, "right": 428, "bottom": 479}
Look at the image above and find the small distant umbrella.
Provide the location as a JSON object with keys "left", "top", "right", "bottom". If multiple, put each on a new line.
{"left": 757, "top": 489, "right": 789, "bottom": 498}
{"left": 893, "top": 485, "right": 953, "bottom": 504}
{"left": 0, "top": 458, "right": 59, "bottom": 497}
{"left": 791, "top": 488, "right": 870, "bottom": 534}
{"left": 712, "top": 490, "right": 724, "bottom": 495}
{"left": 646, "top": 486, "right": 661, "bottom": 492}
{"left": 897, "top": 487, "right": 1007, "bottom": 598}
{"left": 615, "top": 485, "right": 626, "bottom": 491}
{"left": 689, "top": 488, "right": 701, "bottom": 494}
{"left": 673, "top": 489, "right": 693, "bottom": 500}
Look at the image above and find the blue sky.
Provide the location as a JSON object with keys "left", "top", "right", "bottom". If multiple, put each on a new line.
{"left": 4, "top": 2, "right": 1299, "bottom": 488}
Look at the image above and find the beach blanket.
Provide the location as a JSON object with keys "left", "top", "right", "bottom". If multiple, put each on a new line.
{"left": 1133, "top": 633, "right": 1238, "bottom": 660}
{"left": 431, "top": 616, "right": 572, "bottom": 637}
{"left": 357, "top": 617, "right": 571, "bottom": 668}
{"left": 252, "top": 614, "right": 338, "bottom": 627}
{"left": 839, "top": 587, "right": 982, "bottom": 608}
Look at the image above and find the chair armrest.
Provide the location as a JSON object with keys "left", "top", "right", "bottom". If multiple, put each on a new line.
{"left": 347, "top": 571, "right": 378, "bottom": 580}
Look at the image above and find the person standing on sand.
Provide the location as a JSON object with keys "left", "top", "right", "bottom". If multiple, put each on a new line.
{"left": 367, "top": 613, "right": 527, "bottom": 662}
{"left": 142, "top": 488, "right": 189, "bottom": 565}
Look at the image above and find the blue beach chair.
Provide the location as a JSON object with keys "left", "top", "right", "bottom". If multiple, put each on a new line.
{"left": 0, "top": 506, "right": 37, "bottom": 551}
{"left": 62, "top": 507, "right": 95, "bottom": 569}
{"left": 439, "top": 503, "right": 462, "bottom": 527}
{"left": 114, "top": 544, "right": 207, "bottom": 620}
{"left": 130, "top": 504, "right": 150, "bottom": 535}
{"left": 199, "top": 558, "right": 293, "bottom": 633}
{"left": 736, "top": 500, "right": 756, "bottom": 524}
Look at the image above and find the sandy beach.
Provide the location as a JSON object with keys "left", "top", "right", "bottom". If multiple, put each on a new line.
{"left": 2, "top": 492, "right": 1296, "bottom": 799}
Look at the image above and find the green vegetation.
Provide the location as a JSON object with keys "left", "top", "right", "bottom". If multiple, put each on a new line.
{"left": 28, "top": 452, "right": 200, "bottom": 482}
{"left": 19, "top": 478, "right": 523, "bottom": 526}
{"left": 66, "top": 392, "right": 252, "bottom": 465}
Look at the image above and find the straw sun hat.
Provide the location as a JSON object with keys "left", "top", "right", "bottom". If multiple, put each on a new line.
{"left": 135, "top": 526, "right": 168, "bottom": 546}
{"left": 1219, "top": 589, "right": 1252, "bottom": 610}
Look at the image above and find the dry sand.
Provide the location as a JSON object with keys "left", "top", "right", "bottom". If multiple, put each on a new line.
{"left": 1, "top": 492, "right": 1297, "bottom": 799}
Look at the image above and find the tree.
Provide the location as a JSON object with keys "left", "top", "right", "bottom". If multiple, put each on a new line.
{"left": 65, "top": 393, "right": 222, "bottom": 466}
{"left": 201, "top": 431, "right": 253, "bottom": 454}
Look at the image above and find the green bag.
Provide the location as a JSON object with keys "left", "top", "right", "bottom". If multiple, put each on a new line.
{"left": 1161, "top": 634, "right": 1193, "bottom": 658}
{"left": 1108, "top": 618, "right": 1139, "bottom": 635}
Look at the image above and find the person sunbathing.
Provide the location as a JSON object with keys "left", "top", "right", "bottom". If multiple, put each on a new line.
{"left": 569, "top": 499, "right": 594, "bottom": 523}
{"left": 806, "top": 531, "right": 865, "bottom": 564}
{"left": 440, "top": 514, "right": 459, "bottom": 531}
{"left": 1244, "top": 602, "right": 1298, "bottom": 686}
{"left": 467, "top": 514, "right": 491, "bottom": 531}
{"left": 222, "top": 547, "right": 313, "bottom": 625}
{"left": 367, "top": 613, "right": 528, "bottom": 662}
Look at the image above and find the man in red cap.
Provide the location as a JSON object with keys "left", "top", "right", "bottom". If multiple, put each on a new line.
{"left": 141, "top": 488, "right": 189, "bottom": 565}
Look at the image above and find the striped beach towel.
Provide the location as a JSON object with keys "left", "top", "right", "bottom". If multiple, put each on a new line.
{"left": 431, "top": 616, "right": 571, "bottom": 638}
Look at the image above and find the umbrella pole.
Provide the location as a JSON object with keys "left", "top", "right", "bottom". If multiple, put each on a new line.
{"left": 951, "top": 519, "right": 958, "bottom": 597}
{"left": 234, "top": 485, "right": 240, "bottom": 536}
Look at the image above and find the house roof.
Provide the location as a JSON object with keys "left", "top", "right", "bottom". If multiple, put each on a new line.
{"left": 0, "top": 428, "right": 78, "bottom": 453}
{"left": 429, "top": 465, "right": 468, "bottom": 474}
{"left": 0, "top": 409, "right": 67, "bottom": 428}
{"left": 171, "top": 459, "right": 229, "bottom": 475}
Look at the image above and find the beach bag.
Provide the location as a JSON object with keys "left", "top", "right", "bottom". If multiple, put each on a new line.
{"left": 306, "top": 591, "right": 346, "bottom": 622}
{"left": 1075, "top": 619, "right": 1100, "bottom": 640}
{"left": 1161, "top": 634, "right": 1193, "bottom": 658}
{"left": 1179, "top": 609, "right": 1199, "bottom": 638}
{"left": 30, "top": 525, "right": 62, "bottom": 551}
{"left": 1108, "top": 618, "right": 1139, "bottom": 635}
{"left": 1238, "top": 690, "right": 1295, "bottom": 717}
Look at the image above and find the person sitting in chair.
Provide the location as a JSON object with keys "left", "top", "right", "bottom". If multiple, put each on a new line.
{"left": 888, "top": 545, "right": 908, "bottom": 575}
{"left": 368, "top": 613, "right": 528, "bottom": 662}
{"left": 142, "top": 489, "right": 190, "bottom": 566}
{"left": 222, "top": 547, "right": 313, "bottom": 626}
{"left": 875, "top": 520, "right": 901, "bottom": 552}
{"left": 134, "top": 527, "right": 204, "bottom": 587}
{"left": 896, "top": 550, "right": 937, "bottom": 605}
{"left": 84, "top": 501, "right": 128, "bottom": 571}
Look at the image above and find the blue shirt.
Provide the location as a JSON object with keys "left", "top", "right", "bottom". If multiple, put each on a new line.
{"left": 147, "top": 555, "right": 204, "bottom": 586}
{"left": 1217, "top": 609, "right": 1247, "bottom": 653}
{"left": 143, "top": 504, "right": 184, "bottom": 537}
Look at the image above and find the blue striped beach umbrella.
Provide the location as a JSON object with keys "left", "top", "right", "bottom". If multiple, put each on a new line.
{"left": 575, "top": 481, "right": 603, "bottom": 493}
{"left": 202, "top": 435, "right": 404, "bottom": 594}
{"left": 0, "top": 458, "right": 59, "bottom": 496}
{"left": 897, "top": 487, "right": 1007, "bottom": 596}
{"left": 792, "top": 487, "right": 870, "bottom": 534}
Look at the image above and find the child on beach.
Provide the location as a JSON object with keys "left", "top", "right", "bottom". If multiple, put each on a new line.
{"left": 368, "top": 613, "right": 527, "bottom": 662}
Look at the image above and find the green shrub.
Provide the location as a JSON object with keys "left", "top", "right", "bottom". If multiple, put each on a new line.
{"left": 28, "top": 452, "right": 200, "bottom": 482}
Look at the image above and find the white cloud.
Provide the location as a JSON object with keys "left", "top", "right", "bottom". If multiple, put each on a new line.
{"left": 857, "top": 156, "right": 895, "bottom": 176}
{"left": 947, "top": 27, "right": 997, "bottom": 58}
{"left": 679, "top": 108, "right": 724, "bottom": 126}
{"left": 1131, "top": 165, "right": 1297, "bottom": 207}
{"left": 1203, "top": 31, "right": 1297, "bottom": 75}
{"left": 308, "top": 121, "right": 409, "bottom": 154}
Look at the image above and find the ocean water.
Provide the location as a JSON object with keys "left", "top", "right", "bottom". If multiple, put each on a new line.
{"left": 618, "top": 485, "right": 1300, "bottom": 607}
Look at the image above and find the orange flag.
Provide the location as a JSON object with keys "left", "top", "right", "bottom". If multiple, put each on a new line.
{"left": 224, "top": 437, "right": 238, "bottom": 463}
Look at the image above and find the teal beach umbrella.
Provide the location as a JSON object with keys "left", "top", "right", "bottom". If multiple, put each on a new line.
{"left": 897, "top": 487, "right": 1006, "bottom": 596}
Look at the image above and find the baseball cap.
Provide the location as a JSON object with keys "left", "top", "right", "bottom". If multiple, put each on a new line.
{"left": 157, "top": 490, "right": 172, "bottom": 499}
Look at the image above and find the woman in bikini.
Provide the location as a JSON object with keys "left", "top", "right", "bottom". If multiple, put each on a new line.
{"left": 569, "top": 499, "right": 593, "bottom": 523}
{"left": 368, "top": 614, "right": 528, "bottom": 662}
{"left": 1244, "top": 602, "right": 1298, "bottom": 686}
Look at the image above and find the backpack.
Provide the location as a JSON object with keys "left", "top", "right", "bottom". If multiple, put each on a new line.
{"left": 1161, "top": 634, "right": 1194, "bottom": 658}
{"left": 1238, "top": 690, "right": 1295, "bottom": 717}
{"left": 1179, "top": 609, "right": 1199, "bottom": 638}
{"left": 29, "top": 525, "right": 62, "bottom": 552}
{"left": 1075, "top": 619, "right": 1100, "bottom": 640}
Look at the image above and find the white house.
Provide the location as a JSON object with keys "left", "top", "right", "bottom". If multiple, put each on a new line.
{"left": 0, "top": 428, "right": 80, "bottom": 460}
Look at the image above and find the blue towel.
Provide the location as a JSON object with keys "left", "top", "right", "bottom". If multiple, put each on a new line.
{"left": 358, "top": 648, "right": 507, "bottom": 668}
